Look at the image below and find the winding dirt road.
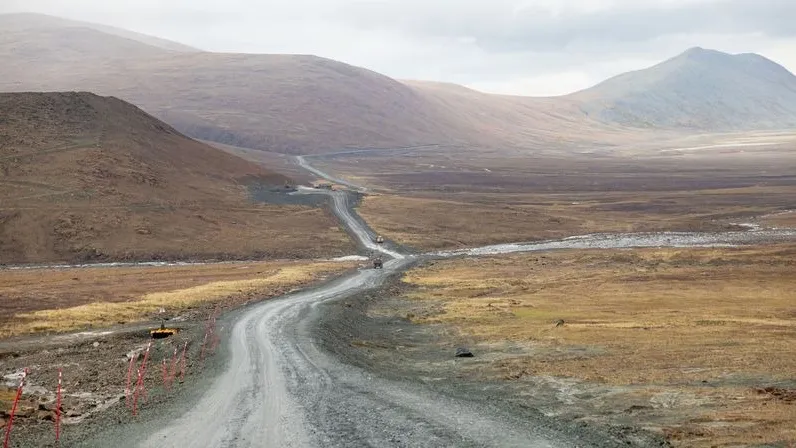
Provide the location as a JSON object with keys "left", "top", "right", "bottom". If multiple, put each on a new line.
{"left": 136, "top": 156, "right": 796, "bottom": 448}
{"left": 138, "top": 185, "right": 595, "bottom": 447}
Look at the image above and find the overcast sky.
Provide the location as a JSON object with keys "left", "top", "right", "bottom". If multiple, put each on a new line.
{"left": 3, "top": 0, "right": 796, "bottom": 96}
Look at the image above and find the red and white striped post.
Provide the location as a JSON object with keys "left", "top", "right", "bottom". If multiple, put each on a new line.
{"left": 169, "top": 347, "right": 179, "bottom": 383}
{"left": 161, "top": 359, "right": 170, "bottom": 390}
{"left": 198, "top": 332, "right": 209, "bottom": 365}
{"left": 141, "top": 344, "right": 152, "bottom": 401}
{"left": 3, "top": 367, "right": 28, "bottom": 448}
{"left": 210, "top": 304, "right": 220, "bottom": 325}
{"left": 55, "top": 368, "right": 62, "bottom": 444}
{"left": 132, "top": 342, "right": 152, "bottom": 416}
{"left": 179, "top": 341, "right": 187, "bottom": 381}
{"left": 124, "top": 353, "right": 136, "bottom": 408}
{"left": 210, "top": 326, "right": 222, "bottom": 353}
{"left": 205, "top": 305, "right": 218, "bottom": 342}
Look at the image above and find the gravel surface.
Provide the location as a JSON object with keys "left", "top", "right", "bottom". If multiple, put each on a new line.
{"left": 296, "top": 155, "right": 367, "bottom": 193}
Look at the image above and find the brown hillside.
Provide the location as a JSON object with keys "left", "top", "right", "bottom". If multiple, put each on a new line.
{"left": 404, "top": 81, "right": 644, "bottom": 149}
{"left": 0, "top": 92, "right": 353, "bottom": 264}
{"left": 0, "top": 14, "right": 647, "bottom": 155}
{"left": 1, "top": 50, "right": 476, "bottom": 154}
{"left": 5, "top": 15, "right": 796, "bottom": 156}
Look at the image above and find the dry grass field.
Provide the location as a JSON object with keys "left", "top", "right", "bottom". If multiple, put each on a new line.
{"left": 357, "top": 186, "right": 796, "bottom": 250}
{"left": 313, "top": 137, "right": 796, "bottom": 193}
{"left": 399, "top": 246, "right": 796, "bottom": 446}
{"left": 762, "top": 210, "right": 796, "bottom": 229}
{"left": 323, "top": 139, "right": 796, "bottom": 251}
{"left": 0, "top": 260, "right": 355, "bottom": 337}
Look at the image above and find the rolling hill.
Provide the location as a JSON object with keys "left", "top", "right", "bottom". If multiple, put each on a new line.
{"left": 1, "top": 14, "right": 795, "bottom": 156}
{"left": 0, "top": 92, "right": 353, "bottom": 264}
{"left": 0, "top": 13, "right": 200, "bottom": 52}
{"left": 0, "top": 13, "right": 640, "bottom": 154}
{"left": 570, "top": 47, "right": 796, "bottom": 131}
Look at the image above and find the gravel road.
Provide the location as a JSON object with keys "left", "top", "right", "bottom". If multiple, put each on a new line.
{"left": 136, "top": 185, "right": 592, "bottom": 447}
{"left": 131, "top": 156, "right": 796, "bottom": 448}
{"left": 295, "top": 155, "right": 367, "bottom": 192}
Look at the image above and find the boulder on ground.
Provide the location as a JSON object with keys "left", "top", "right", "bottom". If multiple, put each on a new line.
{"left": 455, "top": 347, "right": 474, "bottom": 358}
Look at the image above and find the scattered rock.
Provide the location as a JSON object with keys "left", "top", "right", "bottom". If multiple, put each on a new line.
{"left": 92, "top": 341, "right": 100, "bottom": 348}
{"left": 555, "top": 319, "right": 565, "bottom": 327}
{"left": 15, "top": 406, "right": 35, "bottom": 419}
{"left": 126, "top": 348, "right": 143, "bottom": 361}
{"left": 455, "top": 347, "right": 474, "bottom": 358}
{"left": 756, "top": 387, "right": 796, "bottom": 402}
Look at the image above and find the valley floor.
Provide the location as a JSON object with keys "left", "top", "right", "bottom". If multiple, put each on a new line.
{"left": 339, "top": 245, "right": 796, "bottom": 447}
{"left": 2, "top": 134, "right": 795, "bottom": 447}
{"left": 312, "top": 135, "right": 796, "bottom": 252}
{"left": 356, "top": 188, "right": 796, "bottom": 251}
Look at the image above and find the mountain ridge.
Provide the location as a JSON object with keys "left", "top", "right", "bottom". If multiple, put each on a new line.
{"left": 2, "top": 13, "right": 795, "bottom": 152}
{"left": 0, "top": 12, "right": 200, "bottom": 52}
{"left": 0, "top": 17, "right": 619, "bottom": 154}
{"left": 569, "top": 47, "right": 796, "bottom": 131}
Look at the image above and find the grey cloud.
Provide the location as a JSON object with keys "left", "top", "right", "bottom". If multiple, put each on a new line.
{"left": 2, "top": 0, "right": 795, "bottom": 95}
{"left": 333, "top": 0, "right": 796, "bottom": 53}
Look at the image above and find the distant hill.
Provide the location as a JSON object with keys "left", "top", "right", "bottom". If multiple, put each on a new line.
{"left": 570, "top": 47, "right": 796, "bottom": 130}
{"left": 0, "top": 13, "right": 200, "bottom": 52}
{"left": 5, "top": 14, "right": 794, "bottom": 153}
{"left": 0, "top": 13, "right": 634, "bottom": 155}
{"left": 0, "top": 92, "right": 352, "bottom": 264}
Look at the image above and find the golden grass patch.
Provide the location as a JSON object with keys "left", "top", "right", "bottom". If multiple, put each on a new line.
{"left": 0, "top": 260, "right": 354, "bottom": 336}
{"left": 404, "top": 246, "right": 796, "bottom": 383}
{"left": 401, "top": 245, "right": 796, "bottom": 446}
